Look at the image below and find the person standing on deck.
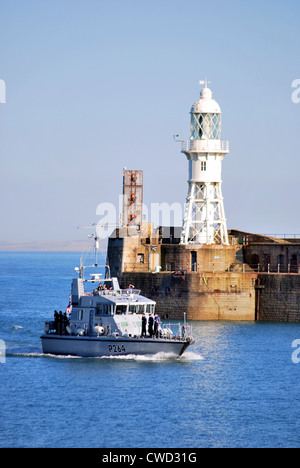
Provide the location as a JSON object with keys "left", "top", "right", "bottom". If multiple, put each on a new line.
{"left": 148, "top": 314, "right": 154, "bottom": 338}
{"left": 141, "top": 313, "right": 147, "bottom": 337}
{"left": 154, "top": 313, "right": 161, "bottom": 338}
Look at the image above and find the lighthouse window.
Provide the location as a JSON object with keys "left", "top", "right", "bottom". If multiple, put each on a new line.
{"left": 190, "top": 113, "right": 221, "bottom": 140}
{"left": 201, "top": 161, "right": 207, "bottom": 171}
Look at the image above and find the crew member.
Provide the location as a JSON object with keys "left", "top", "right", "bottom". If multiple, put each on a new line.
{"left": 58, "top": 311, "right": 63, "bottom": 335}
{"left": 141, "top": 313, "right": 147, "bottom": 337}
{"left": 54, "top": 310, "right": 59, "bottom": 334}
{"left": 62, "top": 312, "right": 69, "bottom": 335}
{"left": 154, "top": 313, "right": 161, "bottom": 338}
{"left": 148, "top": 314, "right": 154, "bottom": 338}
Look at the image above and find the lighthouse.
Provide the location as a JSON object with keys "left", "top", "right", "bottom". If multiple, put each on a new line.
{"left": 180, "top": 81, "right": 229, "bottom": 245}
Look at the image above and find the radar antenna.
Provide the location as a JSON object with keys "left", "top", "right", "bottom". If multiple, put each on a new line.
{"left": 77, "top": 223, "right": 118, "bottom": 274}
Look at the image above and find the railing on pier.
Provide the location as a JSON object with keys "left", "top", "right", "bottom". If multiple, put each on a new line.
{"left": 262, "top": 234, "right": 300, "bottom": 240}
{"left": 248, "top": 263, "right": 300, "bottom": 274}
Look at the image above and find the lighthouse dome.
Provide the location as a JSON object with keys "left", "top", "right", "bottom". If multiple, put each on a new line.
{"left": 191, "top": 87, "right": 221, "bottom": 114}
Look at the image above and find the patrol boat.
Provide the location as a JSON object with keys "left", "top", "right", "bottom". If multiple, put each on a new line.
{"left": 41, "top": 240, "right": 194, "bottom": 358}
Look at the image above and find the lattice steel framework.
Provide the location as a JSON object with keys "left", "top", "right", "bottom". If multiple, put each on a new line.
{"left": 181, "top": 181, "right": 228, "bottom": 245}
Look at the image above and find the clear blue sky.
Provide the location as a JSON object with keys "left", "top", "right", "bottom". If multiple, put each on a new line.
{"left": 1, "top": 0, "right": 300, "bottom": 242}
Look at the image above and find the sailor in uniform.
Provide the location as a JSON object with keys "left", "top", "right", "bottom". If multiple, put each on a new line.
{"left": 154, "top": 313, "right": 161, "bottom": 338}
{"left": 141, "top": 313, "right": 147, "bottom": 337}
{"left": 148, "top": 314, "right": 154, "bottom": 338}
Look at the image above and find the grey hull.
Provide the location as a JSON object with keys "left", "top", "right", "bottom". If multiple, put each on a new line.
{"left": 41, "top": 334, "right": 191, "bottom": 357}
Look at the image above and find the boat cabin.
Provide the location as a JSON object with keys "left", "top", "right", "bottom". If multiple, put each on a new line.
{"left": 66, "top": 275, "right": 156, "bottom": 338}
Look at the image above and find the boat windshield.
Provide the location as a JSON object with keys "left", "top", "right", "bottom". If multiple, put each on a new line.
{"left": 115, "top": 304, "right": 155, "bottom": 315}
{"left": 115, "top": 305, "right": 127, "bottom": 315}
{"left": 128, "top": 304, "right": 145, "bottom": 314}
{"left": 146, "top": 304, "right": 155, "bottom": 314}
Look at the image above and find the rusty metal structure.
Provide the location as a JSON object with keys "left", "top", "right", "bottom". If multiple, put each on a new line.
{"left": 122, "top": 169, "right": 143, "bottom": 228}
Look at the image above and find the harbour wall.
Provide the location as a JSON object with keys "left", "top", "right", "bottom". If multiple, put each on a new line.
{"left": 119, "top": 271, "right": 257, "bottom": 321}
{"left": 119, "top": 271, "right": 300, "bottom": 322}
{"left": 108, "top": 229, "right": 300, "bottom": 322}
{"left": 256, "top": 273, "right": 300, "bottom": 322}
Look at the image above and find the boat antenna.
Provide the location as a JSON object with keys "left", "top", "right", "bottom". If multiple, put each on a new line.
{"left": 77, "top": 222, "right": 119, "bottom": 268}
{"left": 88, "top": 233, "right": 99, "bottom": 266}
{"left": 77, "top": 224, "right": 99, "bottom": 267}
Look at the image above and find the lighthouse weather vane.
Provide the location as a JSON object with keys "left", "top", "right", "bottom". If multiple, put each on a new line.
{"left": 199, "top": 78, "right": 211, "bottom": 88}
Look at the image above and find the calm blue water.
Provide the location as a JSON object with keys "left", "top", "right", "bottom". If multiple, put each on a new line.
{"left": 0, "top": 252, "right": 300, "bottom": 448}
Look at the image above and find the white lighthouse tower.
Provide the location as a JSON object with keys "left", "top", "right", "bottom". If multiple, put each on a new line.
{"left": 180, "top": 81, "right": 229, "bottom": 245}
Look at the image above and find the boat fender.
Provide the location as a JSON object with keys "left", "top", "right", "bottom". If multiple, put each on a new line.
{"left": 113, "top": 332, "right": 119, "bottom": 338}
{"left": 77, "top": 329, "right": 86, "bottom": 336}
{"left": 94, "top": 325, "right": 105, "bottom": 335}
{"left": 44, "top": 322, "right": 50, "bottom": 334}
{"left": 66, "top": 325, "right": 72, "bottom": 335}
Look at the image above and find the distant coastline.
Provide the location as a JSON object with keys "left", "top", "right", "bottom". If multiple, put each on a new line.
{"left": 0, "top": 239, "right": 107, "bottom": 252}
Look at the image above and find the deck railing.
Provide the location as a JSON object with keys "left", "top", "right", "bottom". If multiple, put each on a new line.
{"left": 181, "top": 139, "right": 229, "bottom": 153}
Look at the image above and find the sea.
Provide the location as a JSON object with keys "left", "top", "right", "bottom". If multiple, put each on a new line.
{"left": 0, "top": 251, "right": 300, "bottom": 448}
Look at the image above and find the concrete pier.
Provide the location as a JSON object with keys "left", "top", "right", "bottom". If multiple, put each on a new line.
{"left": 107, "top": 227, "right": 300, "bottom": 322}
{"left": 119, "top": 271, "right": 257, "bottom": 321}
